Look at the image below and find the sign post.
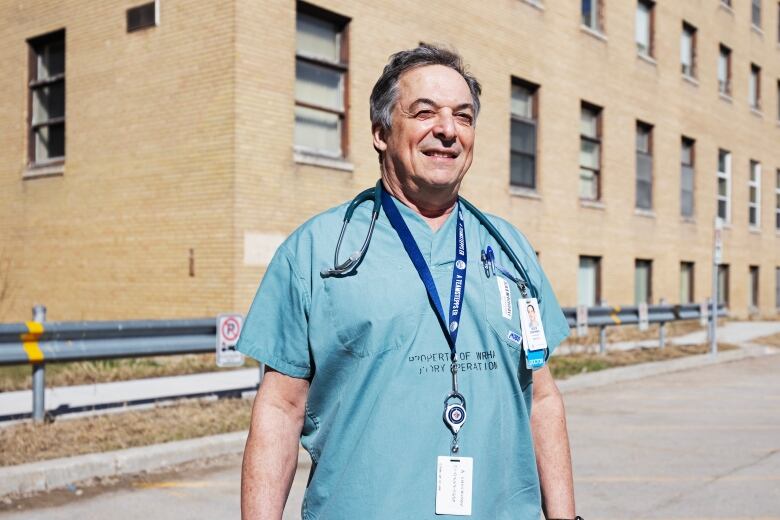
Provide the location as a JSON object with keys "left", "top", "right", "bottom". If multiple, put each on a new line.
{"left": 711, "top": 217, "right": 723, "bottom": 356}
{"left": 637, "top": 302, "right": 649, "bottom": 332}
{"left": 216, "top": 314, "right": 245, "bottom": 368}
{"left": 576, "top": 305, "right": 588, "bottom": 338}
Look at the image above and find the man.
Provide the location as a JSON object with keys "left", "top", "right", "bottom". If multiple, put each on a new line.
{"left": 238, "top": 44, "right": 579, "bottom": 519}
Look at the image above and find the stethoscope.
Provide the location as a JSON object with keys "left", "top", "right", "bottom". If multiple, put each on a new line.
{"left": 320, "top": 180, "right": 540, "bottom": 301}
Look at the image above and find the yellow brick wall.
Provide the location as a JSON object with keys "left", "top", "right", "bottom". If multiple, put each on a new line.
{"left": 0, "top": 0, "right": 236, "bottom": 321}
{"left": 1, "top": 0, "right": 778, "bottom": 322}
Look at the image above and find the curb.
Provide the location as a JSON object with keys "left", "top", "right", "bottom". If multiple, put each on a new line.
{"left": 557, "top": 343, "right": 778, "bottom": 394}
{"left": 1, "top": 344, "right": 777, "bottom": 499}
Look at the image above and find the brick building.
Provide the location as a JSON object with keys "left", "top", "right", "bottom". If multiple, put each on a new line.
{"left": 1, "top": 0, "right": 778, "bottom": 322}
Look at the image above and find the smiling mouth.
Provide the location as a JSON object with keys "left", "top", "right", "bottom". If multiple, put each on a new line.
{"left": 422, "top": 150, "right": 459, "bottom": 159}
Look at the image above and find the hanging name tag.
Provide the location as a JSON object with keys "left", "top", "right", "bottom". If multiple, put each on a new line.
{"left": 519, "top": 298, "right": 547, "bottom": 351}
{"left": 436, "top": 456, "right": 473, "bottom": 516}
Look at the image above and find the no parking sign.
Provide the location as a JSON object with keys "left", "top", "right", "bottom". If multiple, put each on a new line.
{"left": 216, "top": 314, "right": 245, "bottom": 367}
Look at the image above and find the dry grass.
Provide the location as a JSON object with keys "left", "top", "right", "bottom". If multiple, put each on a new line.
{"left": 0, "top": 397, "right": 252, "bottom": 467}
{"left": 561, "top": 319, "right": 713, "bottom": 347}
{"left": 0, "top": 354, "right": 259, "bottom": 392}
{"left": 549, "top": 342, "right": 737, "bottom": 380}
{"left": 751, "top": 332, "right": 780, "bottom": 347}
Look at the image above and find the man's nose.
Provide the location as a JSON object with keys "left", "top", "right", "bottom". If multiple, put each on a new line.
{"left": 432, "top": 111, "right": 457, "bottom": 142}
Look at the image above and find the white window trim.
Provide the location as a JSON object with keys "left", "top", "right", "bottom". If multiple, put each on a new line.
{"left": 749, "top": 161, "right": 761, "bottom": 228}
{"left": 717, "top": 151, "right": 732, "bottom": 224}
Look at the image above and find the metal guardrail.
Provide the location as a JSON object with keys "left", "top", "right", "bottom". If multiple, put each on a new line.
{"left": 1, "top": 302, "right": 726, "bottom": 423}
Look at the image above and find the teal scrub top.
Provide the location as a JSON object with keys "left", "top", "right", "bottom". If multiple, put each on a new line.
{"left": 237, "top": 192, "right": 570, "bottom": 520}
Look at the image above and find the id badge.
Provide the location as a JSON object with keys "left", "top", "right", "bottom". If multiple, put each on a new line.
{"left": 518, "top": 298, "right": 547, "bottom": 351}
{"left": 436, "top": 456, "right": 473, "bottom": 516}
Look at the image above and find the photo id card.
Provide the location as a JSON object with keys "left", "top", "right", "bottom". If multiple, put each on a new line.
{"left": 436, "top": 456, "right": 473, "bottom": 516}
{"left": 518, "top": 298, "right": 547, "bottom": 352}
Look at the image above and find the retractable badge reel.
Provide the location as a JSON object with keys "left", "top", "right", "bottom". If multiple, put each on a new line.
{"left": 443, "top": 362, "right": 467, "bottom": 453}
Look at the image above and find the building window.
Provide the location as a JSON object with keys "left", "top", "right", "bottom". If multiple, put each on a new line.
{"left": 775, "top": 169, "right": 780, "bottom": 230}
{"left": 578, "top": 256, "right": 601, "bottom": 306}
{"left": 636, "top": 121, "right": 653, "bottom": 210}
{"left": 635, "top": 259, "right": 652, "bottom": 305}
{"left": 27, "top": 30, "right": 65, "bottom": 167}
{"left": 749, "top": 160, "right": 761, "bottom": 228}
{"left": 749, "top": 63, "right": 761, "bottom": 110}
{"left": 294, "top": 2, "right": 349, "bottom": 158}
{"left": 718, "top": 45, "right": 732, "bottom": 96}
{"left": 681, "top": 22, "right": 697, "bottom": 77}
{"left": 680, "top": 261, "right": 695, "bottom": 304}
{"left": 127, "top": 1, "right": 158, "bottom": 32}
{"left": 581, "top": 0, "right": 603, "bottom": 32}
{"left": 580, "top": 102, "right": 602, "bottom": 200}
{"left": 510, "top": 79, "right": 539, "bottom": 190}
{"left": 718, "top": 264, "right": 730, "bottom": 306}
{"left": 636, "top": 0, "right": 654, "bottom": 57}
{"left": 752, "top": 0, "right": 762, "bottom": 27}
{"left": 681, "top": 137, "right": 695, "bottom": 217}
{"left": 776, "top": 79, "right": 780, "bottom": 120}
{"left": 749, "top": 266, "right": 760, "bottom": 310}
{"left": 722, "top": 0, "right": 732, "bottom": 6}
{"left": 717, "top": 149, "right": 732, "bottom": 222}
{"left": 776, "top": 266, "right": 780, "bottom": 309}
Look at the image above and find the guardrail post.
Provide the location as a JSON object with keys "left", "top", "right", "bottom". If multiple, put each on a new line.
{"left": 598, "top": 326, "right": 607, "bottom": 355}
{"left": 31, "top": 305, "right": 47, "bottom": 423}
{"left": 658, "top": 298, "right": 667, "bottom": 349}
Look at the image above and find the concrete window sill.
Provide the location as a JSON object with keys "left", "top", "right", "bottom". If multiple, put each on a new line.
{"left": 293, "top": 149, "right": 354, "bottom": 172}
{"left": 23, "top": 163, "right": 64, "bottom": 179}
{"left": 580, "top": 199, "right": 605, "bottom": 210}
{"left": 580, "top": 25, "right": 607, "bottom": 42}
{"left": 509, "top": 186, "right": 542, "bottom": 200}
{"left": 634, "top": 208, "right": 656, "bottom": 219}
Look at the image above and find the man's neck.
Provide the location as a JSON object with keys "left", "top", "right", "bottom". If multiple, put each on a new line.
{"left": 382, "top": 176, "right": 458, "bottom": 231}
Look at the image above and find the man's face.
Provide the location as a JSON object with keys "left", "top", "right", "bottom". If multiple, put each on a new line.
{"left": 374, "top": 65, "right": 476, "bottom": 194}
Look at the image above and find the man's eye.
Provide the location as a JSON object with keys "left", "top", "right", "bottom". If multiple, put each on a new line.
{"left": 415, "top": 110, "right": 435, "bottom": 118}
{"left": 456, "top": 113, "right": 474, "bottom": 125}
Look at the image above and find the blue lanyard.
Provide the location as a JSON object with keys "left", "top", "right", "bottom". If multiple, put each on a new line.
{"left": 381, "top": 190, "right": 467, "bottom": 361}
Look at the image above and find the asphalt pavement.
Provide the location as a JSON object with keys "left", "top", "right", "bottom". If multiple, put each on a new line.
{"left": 3, "top": 352, "right": 778, "bottom": 519}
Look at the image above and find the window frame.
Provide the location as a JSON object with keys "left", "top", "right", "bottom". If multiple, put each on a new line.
{"left": 718, "top": 264, "right": 730, "bottom": 307}
{"left": 749, "top": 265, "right": 760, "bottom": 310}
{"left": 681, "top": 136, "right": 695, "bottom": 217}
{"left": 634, "top": 258, "right": 653, "bottom": 305}
{"left": 775, "top": 168, "right": 780, "bottom": 230}
{"left": 579, "top": 101, "right": 603, "bottom": 201}
{"left": 749, "top": 63, "right": 762, "bottom": 111}
{"left": 752, "top": 0, "right": 762, "bottom": 28}
{"left": 748, "top": 160, "right": 761, "bottom": 228}
{"left": 27, "top": 29, "right": 66, "bottom": 168}
{"left": 509, "top": 78, "right": 540, "bottom": 191}
{"left": 635, "top": 120, "right": 653, "bottom": 210}
{"left": 294, "top": 1, "right": 350, "bottom": 159}
{"left": 718, "top": 44, "right": 732, "bottom": 96}
{"left": 681, "top": 22, "right": 697, "bottom": 78}
{"left": 636, "top": 0, "right": 655, "bottom": 58}
{"left": 717, "top": 149, "right": 732, "bottom": 223}
{"left": 680, "top": 261, "right": 695, "bottom": 304}
{"left": 578, "top": 255, "right": 602, "bottom": 306}
{"left": 581, "top": 0, "right": 604, "bottom": 33}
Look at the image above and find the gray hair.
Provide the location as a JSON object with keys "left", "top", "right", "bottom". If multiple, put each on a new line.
{"left": 369, "top": 44, "right": 482, "bottom": 132}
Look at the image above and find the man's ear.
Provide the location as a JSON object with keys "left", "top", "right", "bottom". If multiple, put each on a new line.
{"left": 372, "top": 123, "right": 388, "bottom": 155}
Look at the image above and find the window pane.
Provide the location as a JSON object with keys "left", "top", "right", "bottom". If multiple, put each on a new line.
{"left": 718, "top": 266, "right": 729, "bottom": 305}
{"left": 578, "top": 257, "right": 599, "bottom": 306}
{"left": 296, "top": 13, "right": 340, "bottom": 62}
{"left": 680, "top": 263, "right": 693, "bottom": 303}
{"left": 635, "top": 2, "right": 651, "bottom": 52}
{"left": 718, "top": 199, "right": 728, "bottom": 220}
{"left": 37, "top": 39, "right": 65, "bottom": 79}
{"left": 680, "top": 30, "right": 692, "bottom": 69}
{"left": 295, "top": 61, "right": 344, "bottom": 112}
{"left": 718, "top": 52, "right": 727, "bottom": 83}
{"left": 635, "top": 261, "right": 651, "bottom": 304}
{"left": 681, "top": 165, "right": 694, "bottom": 191}
{"left": 32, "top": 83, "right": 65, "bottom": 124}
{"left": 510, "top": 119, "right": 535, "bottom": 154}
{"left": 581, "top": 0, "right": 594, "bottom": 28}
{"left": 34, "top": 122, "right": 65, "bottom": 161}
{"left": 294, "top": 105, "right": 341, "bottom": 155}
{"left": 579, "top": 168, "right": 597, "bottom": 199}
{"left": 776, "top": 267, "right": 780, "bottom": 309}
{"left": 580, "top": 107, "right": 598, "bottom": 137}
{"left": 681, "top": 140, "right": 693, "bottom": 165}
{"left": 510, "top": 153, "right": 535, "bottom": 189}
{"left": 636, "top": 126, "right": 650, "bottom": 152}
{"left": 749, "top": 69, "right": 757, "bottom": 106}
{"left": 682, "top": 190, "right": 694, "bottom": 217}
{"left": 511, "top": 84, "right": 534, "bottom": 119}
{"left": 580, "top": 139, "right": 600, "bottom": 170}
